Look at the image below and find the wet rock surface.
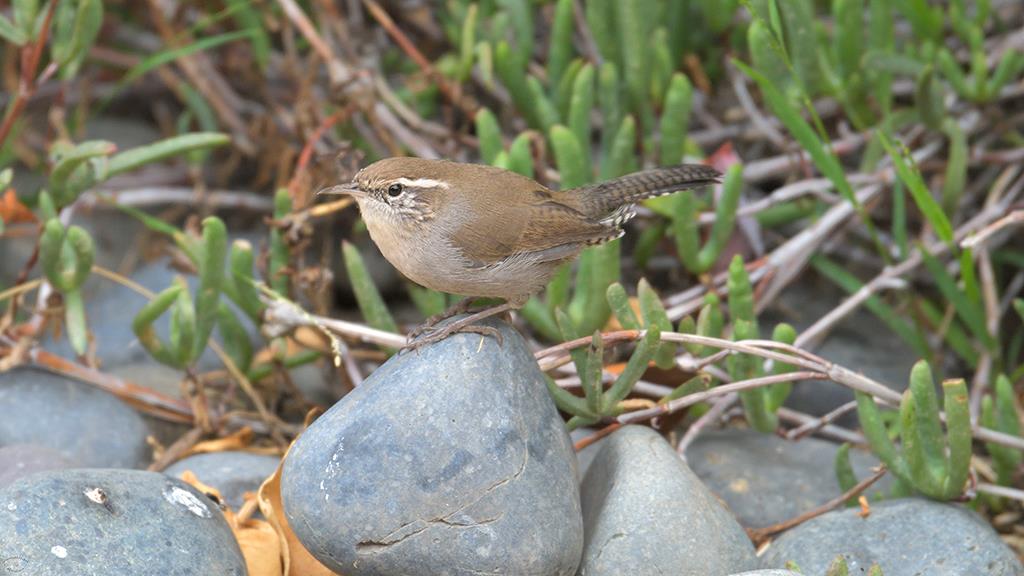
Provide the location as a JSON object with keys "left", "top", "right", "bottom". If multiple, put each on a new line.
{"left": 164, "top": 451, "right": 279, "bottom": 510}
{"left": 0, "top": 468, "right": 246, "bottom": 575}
{"left": 0, "top": 368, "right": 150, "bottom": 469}
{"left": 760, "top": 498, "right": 1024, "bottom": 575}
{"left": 578, "top": 426, "right": 757, "bottom": 576}
{"left": 281, "top": 318, "right": 583, "bottom": 576}
{"left": 687, "top": 428, "right": 888, "bottom": 527}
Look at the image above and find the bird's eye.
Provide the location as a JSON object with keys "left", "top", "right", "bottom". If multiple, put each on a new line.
{"left": 387, "top": 183, "right": 403, "bottom": 197}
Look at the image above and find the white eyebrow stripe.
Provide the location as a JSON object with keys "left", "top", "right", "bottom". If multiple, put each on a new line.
{"left": 394, "top": 177, "right": 450, "bottom": 189}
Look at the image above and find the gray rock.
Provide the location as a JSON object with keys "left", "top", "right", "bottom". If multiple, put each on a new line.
{"left": 687, "top": 429, "right": 889, "bottom": 527}
{"left": 164, "top": 451, "right": 279, "bottom": 510}
{"left": 282, "top": 318, "right": 583, "bottom": 576}
{"left": 730, "top": 572, "right": 802, "bottom": 576}
{"left": 0, "top": 368, "right": 150, "bottom": 469}
{"left": 0, "top": 468, "right": 246, "bottom": 576}
{"left": 578, "top": 426, "right": 757, "bottom": 576}
{"left": 0, "top": 445, "right": 75, "bottom": 489}
{"left": 760, "top": 498, "right": 1024, "bottom": 575}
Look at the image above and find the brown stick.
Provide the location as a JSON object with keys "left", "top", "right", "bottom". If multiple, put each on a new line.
{"left": 746, "top": 466, "right": 888, "bottom": 545}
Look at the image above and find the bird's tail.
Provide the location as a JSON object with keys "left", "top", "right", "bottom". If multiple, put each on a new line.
{"left": 573, "top": 164, "right": 721, "bottom": 218}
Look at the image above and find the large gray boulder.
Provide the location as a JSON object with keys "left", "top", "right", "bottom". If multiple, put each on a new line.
{"left": 281, "top": 318, "right": 583, "bottom": 575}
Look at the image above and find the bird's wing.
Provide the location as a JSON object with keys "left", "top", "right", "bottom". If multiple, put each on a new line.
{"left": 451, "top": 196, "right": 620, "bottom": 267}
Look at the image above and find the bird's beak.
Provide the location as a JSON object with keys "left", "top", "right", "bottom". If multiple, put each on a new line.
{"left": 316, "top": 183, "right": 364, "bottom": 198}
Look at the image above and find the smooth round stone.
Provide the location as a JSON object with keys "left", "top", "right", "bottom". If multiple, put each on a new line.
{"left": 0, "top": 368, "right": 150, "bottom": 469}
{"left": 0, "top": 468, "right": 246, "bottom": 575}
{"left": 760, "top": 498, "right": 1024, "bottom": 575}
{"left": 687, "top": 429, "right": 889, "bottom": 527}
{"left": 164, "top": 451, "right": 280, "bottom": 510}
{"left": 282, "top": 318, "right": 583, "bottom": 576}
{"left": 578, "top": 426, "right": 757, "bottom": 575}
{"left": 0, "top": 444, "right": 75, "bottom": 489}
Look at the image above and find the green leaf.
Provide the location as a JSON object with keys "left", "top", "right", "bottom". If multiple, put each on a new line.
{"left": 941, "top": 120, "right": 967, "bottom": 215}
{"left": 567, "top": 64, "right": 595, "bottom": 178}
{"left": 602, "top": 115, "right": 637, "bottom": 180}
{"left": 907, "top": 360, "right": 947, "bottom": 489}
{"left": 545, "top": 376, "right": 594, "bottom": 419}
{"left": 475, "top": 108, "right": 503, "bottom": 165}
{"left": 192, "top": 217, "right": 227, "bottom": 361}
{"left": 941, "top": 378, "right": 971, "bottom": 498}
{"left": 697, "top": 164, "right": 742, "bottom": 271}
{"left": 856, "top": 391, "right": 909, "bottom": 478}
{"left": 343, "top": 240, "right": 399, "bottom": 337}
{"left": 64, "top": 289, "right": 88, "bottom": 356}
{"left": 227, "top": 240, "right": 263, "bottom": 321}
{"left": 638, "top": 278, "right": 674, "bottom": 369}
{"left": 456, "top": 2, "right": 478, "bottom": 82}
{"left": 507, "top": 132, "right": 534, "bottom": 177}
{"left": 777, "top": 0, "right": 821, "bottom": 94}
{"left": 107, "top": 132, "right": 230, "bottom": 178}
{"left": 920, "top": 248, "right": 993, "bottom": 350}
{"left": 603, "top": 324, "right": 659, "bottom": 409}
{"left": 547, "top": 0, "right": 574, "bottom": 92}
{"left": 226, "top": 0, "right": 270, "bottom": 69}
{"left": 133, "top": 283, "right": 186, "bottom": 368}
{"left": 659, "top": 73, "right": 693, "bottom": 166}
{"left": 582, "top": 331, "right": 605, "bottom": 414}
{"left": 268, "top": 188, "right": 291, "bottom": 295}
{"left": 550, "top": 124, "right": 588, "bottom": 189}
{"left": 118, "top": 30, "right": 256, "bottom": 89}
{"left": 48, "top": 139, "right": 116, "bottom": 200}
{"left": 218, "top": 302, "right": 253, "bottom": 372}
{"left": 672, "top": 191, "right": 701, "bottom": 273}
{"left": 407, "top": 284, "right": 447, "bottom": 319}
{"left": 598, "top": 62, "right": 622, "bottom": 161}
{"left": 606, "top": 283, "right": 640, "bottom": 330}
{"left": 735, "top": 60, "right": 875, "bottom": 243}
{"left": 0, "top": 14, "right": 28, "bottom": 45}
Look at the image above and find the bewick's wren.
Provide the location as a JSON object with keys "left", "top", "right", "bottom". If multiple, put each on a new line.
{"left": 321, "top": 157, "right": 719, "bottom": 347}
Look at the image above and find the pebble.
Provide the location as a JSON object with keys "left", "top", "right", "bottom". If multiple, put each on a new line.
{"left": 281, "top": 318, "right": 583, "bottom": 575}
{"left": 0, "top": 468, "right": 247, "bottom": 575}
{"left": 578, "top": 425, "right": 757, "bottom": 575}
{"left": 759, "top": 498, "right": 1024, "bottom": 575}
{"left": 164, "top": 451, "right": 280, "bottom": 510}
{"left": 0, "top": 444, "right": 74, "bottom": 489}
{"left": 687, "top": 428, "right": 888, "bottom": 527}
{"left": 0, "top": 368, "right": 151, "bottom": 469}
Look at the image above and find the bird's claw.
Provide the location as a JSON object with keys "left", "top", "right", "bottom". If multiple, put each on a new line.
{"left": 405, "top": 324, "right": 503, "bottom": 353}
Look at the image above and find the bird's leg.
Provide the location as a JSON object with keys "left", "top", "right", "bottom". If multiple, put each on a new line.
{"left": 405, "top": 300, "right": 520, "bottom": 351}
{"left": 407, "top": 297, "right": 481, "bottom": 341}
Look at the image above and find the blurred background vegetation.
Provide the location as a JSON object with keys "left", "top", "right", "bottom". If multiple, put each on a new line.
{"left": 1, "top": 0, "right": 1023, "bottom": 539}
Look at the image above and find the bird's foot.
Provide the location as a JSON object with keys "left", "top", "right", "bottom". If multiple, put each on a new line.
{"left": 408, "top": 298, "right": 479, "bottom": 341}
{"left": 405, "top": 323, "right": 503, "bottom": 353}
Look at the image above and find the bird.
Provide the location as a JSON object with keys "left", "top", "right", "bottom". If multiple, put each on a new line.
{"left": 320, "top": 157, "right": 720, "bottom": 348}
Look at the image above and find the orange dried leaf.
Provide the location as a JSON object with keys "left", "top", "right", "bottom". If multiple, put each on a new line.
{"left": 185, "top": 427, "right": 254, "bottom": 456}
{"left": 181, "top": 469, "right": 285, "bottom": 576}
{"left": 0, "top": 189, "right": 36, "bottom": 225}
{"left": 258, "top": 450, "right": 335, "bottom": 576}
{"left": 858, "top": 495, "right": 871, "bottom": 518}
